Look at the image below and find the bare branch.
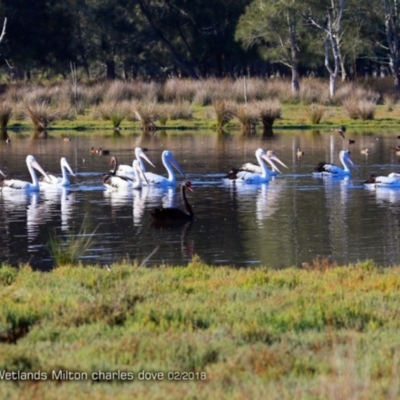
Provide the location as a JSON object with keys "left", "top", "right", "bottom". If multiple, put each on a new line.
{"left": 0, "top": 18, "right": 7, "bottom": 44}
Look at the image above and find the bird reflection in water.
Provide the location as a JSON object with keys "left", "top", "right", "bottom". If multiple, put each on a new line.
{"left": 150, "top": 181, "right": 194, "bottom": 228}
{"left": 41, "top": 187, "right": 75, "bottom": 232}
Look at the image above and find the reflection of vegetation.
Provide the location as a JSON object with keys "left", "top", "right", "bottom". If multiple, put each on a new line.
{"left": 47, "top": 217, "right": 98, "bottom": 266}
{"left": 0, "top": 102, "right": 12, "bottom": 129}
{"left": 0, "top": 260, "right": 398, "bottom": 397}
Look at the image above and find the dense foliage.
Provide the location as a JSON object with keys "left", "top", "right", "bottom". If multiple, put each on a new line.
{"left": 0, "top": 0, "right": 399, "bottom": 88}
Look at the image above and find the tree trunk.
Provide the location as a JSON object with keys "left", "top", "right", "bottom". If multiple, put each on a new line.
{"left": 329, "top": 74, "right": 337, "bottom": 98}
{"left": 106, "top": 60, "right": 116, "bottom": 80}
{"left": 291, "top": 64, "right": 300, "bottom": 94}
{"left": 289, "top": 23, "right": 300, "bottom": 94}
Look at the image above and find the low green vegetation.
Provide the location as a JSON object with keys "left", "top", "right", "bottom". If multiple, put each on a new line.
{"left": 1, "top": 258, "right": 400, "bottom": 399}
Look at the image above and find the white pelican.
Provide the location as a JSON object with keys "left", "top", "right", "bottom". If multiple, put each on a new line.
{"left": 363, "top": 174, "right": 400, "bottom": 188}
{"left": 240, "top": 150, "right": 288, "bottom": 176}
{"left": 40, "top": 157, "right": 75, "bottom": 187}
{"left": 116, "top": 147, "right": 155, "bottom": 178}
{"left": 0, "top": 155, "right": 50, "bottom": 192}
{"left": 143, "top": 150, "right": 185, "bottom": 185}
{"left": 103, "top": 158, "right": 148, "bottom": 190}
{"left": 224, "top": 148, "right": 283, "bottom": 184}
{"left": 312, "top": 150, "right": 358, "bottom": 177}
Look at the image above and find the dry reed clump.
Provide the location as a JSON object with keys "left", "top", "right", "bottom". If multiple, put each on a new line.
{"left": 232, "top": 78, "right": 267, "bottom": 102}
{"left": 25, "top": 102, "right": 58, "bottom": 131}
{"left": 53, "top": 101, "right": 76, "bottom": 121}
{"left": 255, "top": 99, "right": 282, "bottom": 136}
{"left": 157, "top": 104, "right": 170, "bottom": 126}
{"left": 98, "top": 101, "right": 130, "bottom": 128}
{"left": 4, "top": 84, "right": 31, "bottom": 104}
{"left": 0, "top": 102, "right": 13, "bottom": 129}
{"left": 305, "top": 103, "right": 326, "bottom": 124}
{"left": 334, "top": 83, "right": 380, "bottom": 106}
{"left": 343, "top": 98, "right": 376, "bottom": 120}
{"left": 103, "top": 80, "right": 137, "bottom": 103}
{"left": 357, "top": 100, "right": 376, "bottom": 120}
{"left": 382, "top": 94, "right": 397, "bottom": 111}
{"left": 235, "top": 103, "right": 259, "bottom": 134}
{"left": 211, "top": 99, "right": 235, "bottom": 130}
{"left": 299, "top": 79, "right": 330, "bottom": 105}
{"left": 167, "top": 101, "right": 193, "bottom": 120}
{"left": 132, "top": 102, "right": 160, "bottom": 131}
{"left": 163, "top": 78, "right": 197, "bottom": 103}
{"left": 24, "top": 85, "right": 55, "bottom": 106}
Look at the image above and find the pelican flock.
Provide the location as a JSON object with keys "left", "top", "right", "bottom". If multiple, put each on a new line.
{"left": 4, "top": 138, "right": 400, "bottom": 241}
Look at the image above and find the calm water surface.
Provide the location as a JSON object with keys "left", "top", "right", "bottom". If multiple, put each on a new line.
{"left": 1, "top": 128, "right": 400, "bottom": 269}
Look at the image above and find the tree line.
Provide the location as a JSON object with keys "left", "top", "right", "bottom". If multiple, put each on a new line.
{"left": 0, "top": 0, "right": 399, "bottom": 93}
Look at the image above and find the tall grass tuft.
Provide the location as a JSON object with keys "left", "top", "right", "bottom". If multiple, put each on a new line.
{"left": 25, "top": 102, "right": 57, "bottom": 132}
{"left": 305, "top": 103, "right": 325, "bottom": 124}
{"left": 235, "top": 103, "right": 259, "bottom": 134}
{"left": 0, "top": 102, "right": 12, "bottom": 129}
{"left": 256, "top": 100, "right": 282, "bottom": 136}
{"left": 168, "top": 101, "right": 193, "bottom": 120}
{"left": 47, "top": 219, "right": 98, "bottom": 266}
{"left": 343, "top": 98, "right": 376, "bottom": 120}
{"left": 357, "top": 99, "right": 376, "bottom": 120}
{"left": 133, "top": 102, "right": 160, "bottom": 131}
{"left": 212, "top": 100, "right": 235, "bottom": 130}
{"left": 98, "top": 101, "right": 129, "bottom": 129}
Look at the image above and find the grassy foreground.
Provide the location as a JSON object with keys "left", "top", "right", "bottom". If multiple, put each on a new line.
{"left": 1, "top": 258, "right": 400, "bottom": 399}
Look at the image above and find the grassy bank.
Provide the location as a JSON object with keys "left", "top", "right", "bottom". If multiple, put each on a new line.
{"left": 1, "top": 77, "right": 400, "bottom": 135}
{"left": 1, "top": 258, "right": 400, "bottom": 399}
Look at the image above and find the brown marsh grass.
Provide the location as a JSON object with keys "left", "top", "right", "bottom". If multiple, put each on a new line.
{"left": 212, "top": 99, "right": 235, "bottom": 130}
{"left": 0, "top": 77, "right": 395, "bottom": 133}
{"left": 132, "top": 102, "right": 160, "bottom": 131}
{"left": 256, "top": 100, "right": 282, "bottom": 135}
{"left": 305, "top": 103, "right": 326, "bottom": 124}
{"left": 25, "top": 102, "right": 57, "bottom": 131}
{"left": 235, "top": 103, "right": 259, "bottom": 134}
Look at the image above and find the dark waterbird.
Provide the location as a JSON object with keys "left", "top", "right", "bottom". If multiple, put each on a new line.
{"left": 150, "top": 181, "right": 194, "bottom": 225}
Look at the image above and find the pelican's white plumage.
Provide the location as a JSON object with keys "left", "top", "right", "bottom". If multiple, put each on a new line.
{"left": 240, "top": 150, "right": 288, "bottom": 176}
{"left": 116, "top": 147, "right": 155, "bottom": 179}
{"left": 312, "top": 150, "right": 358, "bottom": 177}
{"left": 224, "top": 148, "right": 282, "bottom": 183}
{"left": 143, "top": 150, "right": 185, "bottom": 185}
{"left": 364, "top": 174, "right": 400, "bottom": 188}
{"left": 40, "top": 157, "right": 75, "bottom": 187}
{"left": 0, "top": 155, "right": 50, "bottom": 192}
{"left": 104, "top": 159, "right": 148, "bottom": 190}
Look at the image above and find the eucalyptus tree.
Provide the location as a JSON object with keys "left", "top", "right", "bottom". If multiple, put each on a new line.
{"left": 235, "top": 0, "right": 310, "bottom": 94}
{"left": 136, "top": 0, "right": 252, "bottom": 78}
{"left": 369, "top": 0, "right": 400, "bottom": 91}
{"left": 75, "top": 0, "right": 149, "bottom": 80}
{"left": 0, "top": 0, "right": 76, "bottom": 78}
{"left": 303, "top": 0, "right": 347, "bottom": 97}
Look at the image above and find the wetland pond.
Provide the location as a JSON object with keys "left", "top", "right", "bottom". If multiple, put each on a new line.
{"left": 1, "top": 128, "right": 400, "bottom": 270}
